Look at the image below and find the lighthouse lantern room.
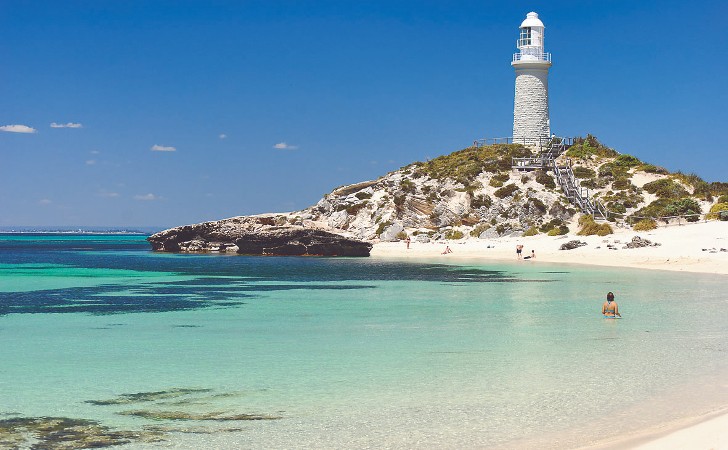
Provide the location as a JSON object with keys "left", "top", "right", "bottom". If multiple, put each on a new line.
{"left": 512, "top": 11, "right": 552, "bottom": 145}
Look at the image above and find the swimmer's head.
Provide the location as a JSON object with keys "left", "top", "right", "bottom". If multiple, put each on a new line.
{"left": 607, "top": 292, "right": 615, "bottom": 301}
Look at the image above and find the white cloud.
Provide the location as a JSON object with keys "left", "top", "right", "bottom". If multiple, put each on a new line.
{"left": 273, "top": 142, "right": 298, "bottom": 150}
{"left": 219, "top": 134, "right": 227, "bottom": 139}
{"left": 38, "top": 198, "right": 52, "bottom": 205}
{"left": 97, "top": 190, "right": 120, "bottom": 198}
{"left": 90, "top": 150, "right": 100, "bottom": 154}
{"left": 1, "top": 124, "right": 37, "bottom": 133}
{"left": 151, "top": 144, "right": 176, "bottom": 152}
{"left": 134, "top": 193, "right": 161, "bottom": 201}
{"left": 85, "top": 160, "right": 96, "bottom": 165}
{"left": 50, "top": 122, "right": 83, "bottom": 128}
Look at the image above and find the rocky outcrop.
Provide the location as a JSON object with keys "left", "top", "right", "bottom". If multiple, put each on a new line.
{"left": 147, "top": 216, "right": 372, "bottom": 256}
{"left": 233, "top": 228, "right": 372, "bottom": 256}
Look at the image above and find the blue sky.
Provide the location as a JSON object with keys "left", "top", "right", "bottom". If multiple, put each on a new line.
{"left": 2, "top": 1, "right": 726, "bottom": 228}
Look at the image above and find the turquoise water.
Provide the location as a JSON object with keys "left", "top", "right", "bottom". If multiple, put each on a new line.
{"left": 1, "top": 234, "right": 727, "bottom": 448}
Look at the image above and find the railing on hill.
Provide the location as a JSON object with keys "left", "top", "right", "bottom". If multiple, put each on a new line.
{"left": 552, "top": 158, "right": 608, "bottom": 220}
{"left": 474, "top": 136, "right": 575, "bottom": 150}
{"left": 510, "top": 136, "right": 574, "bottom": 170}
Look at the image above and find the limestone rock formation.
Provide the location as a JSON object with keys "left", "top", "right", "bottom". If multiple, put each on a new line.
{"left": 147, "top": 216, "right": 372, "bottom": 256}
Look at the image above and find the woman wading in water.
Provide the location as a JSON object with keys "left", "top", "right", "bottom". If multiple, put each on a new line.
{"left": 602, "top": 292, "right": 621, "bottom": 318}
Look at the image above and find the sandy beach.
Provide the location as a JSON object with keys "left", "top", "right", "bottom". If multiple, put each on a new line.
{"left": 372, "top": 220, "right": 728, "bottom": 449}
{"left": 371, "top": 220, "right": 728, "bottom": 275}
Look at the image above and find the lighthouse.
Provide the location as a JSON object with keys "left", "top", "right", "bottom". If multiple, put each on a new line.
{"left": 512, "top": 12, "right": 551, "bottom": 146}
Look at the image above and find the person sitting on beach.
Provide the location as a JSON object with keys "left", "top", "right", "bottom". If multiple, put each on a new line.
{"left": 602, "top": 292, "right": 621, "bottom": 318}
{"left": 442, "top": 246, "right": 452, "bottom": 255}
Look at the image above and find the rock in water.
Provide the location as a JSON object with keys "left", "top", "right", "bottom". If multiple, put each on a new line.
{"left": 147, "top": 217, "right": 372, "bottom": 256}
{"left": 234, "top": 228, "right": 372, "bottom": 256}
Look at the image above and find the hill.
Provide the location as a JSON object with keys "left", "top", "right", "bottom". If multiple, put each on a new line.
{"left": 148, "top": 135, "right": 728, "bottom": 253}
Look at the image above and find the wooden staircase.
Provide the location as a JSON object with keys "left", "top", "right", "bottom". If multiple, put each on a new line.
{"left": 551, "top": 159, "right": 608, "bottom": 220}
{"left": 509, "top": 136, "right": 609, "bottom": 220}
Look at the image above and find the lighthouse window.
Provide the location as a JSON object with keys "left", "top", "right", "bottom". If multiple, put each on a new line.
{"left": 520, "top": 27, "right": 532, "bottom": 46}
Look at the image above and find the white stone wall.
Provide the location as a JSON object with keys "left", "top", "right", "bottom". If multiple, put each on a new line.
{"left": 512, "top": 66, "right": 550, "bottom": 145}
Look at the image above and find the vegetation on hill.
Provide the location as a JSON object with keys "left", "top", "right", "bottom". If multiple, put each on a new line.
{"left": 410, "top": 144, "right": 532, "bottom": 185}
{"left": 302, "top": 134, "right": 726, "bottom": 241}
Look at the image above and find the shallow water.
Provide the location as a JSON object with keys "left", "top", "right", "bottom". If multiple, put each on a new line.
{"left": 1, "top": 234, "right": 727, "bottom": 448}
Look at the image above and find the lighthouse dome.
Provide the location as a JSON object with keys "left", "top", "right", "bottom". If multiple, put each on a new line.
{"left": 520, "top": 12, "right": 544, "bottom": 28}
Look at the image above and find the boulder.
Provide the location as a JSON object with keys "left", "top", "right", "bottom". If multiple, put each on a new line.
{"left": 380, "top": 223, "right": 404, "bottom": 242}
{"left": 414, "top": 234, "right": 430, "bottom": 243}
{"left": 327, "top": 210, "right": 349, "bottom": 229}
{"left": 479, "top": 228, "right": 500, "bottom": 239}
{"left": 623, "top": 236, "right": 661, "bottom": 249}
{"left": 560, "top": 240, "right": 587, "bottom": 250}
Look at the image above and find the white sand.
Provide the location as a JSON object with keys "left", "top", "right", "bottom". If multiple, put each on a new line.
{"left": 371, "top": 220, "right": 728, "bottom": 275}
{"left": 372, "top": 220, "right": 728, "bottom": 448}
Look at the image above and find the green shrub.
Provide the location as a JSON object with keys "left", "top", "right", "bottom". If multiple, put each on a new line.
{"left": 444, "top": 229, "right": 464, "bottom": 240}
{"left": 572, "top": 166, "right": 596, "bottom": 179}
{"left": 346, "top": 201, "right": 368, "bottom": 215}
{"left": 598, "top": 162, "right": 629, "bottom": 179}
{"left": 400, "top": 179, "right": 416, "bottom": 193}
{"left": 692, "top": 181, "right": 713, "bottom": 201}
{"left": 393, "top": 194, "right": 406, "bottom": 206}
{"left": 707, "top": 203, "right": 728, "bottom": 220}
{"left": 547, "top": 226, "right": 569, "bottom": 236}
{"left": 494, "top": 184, "right": 519, "bottom": 199}
{"left": 631, "top": 198, "right": 672, "bottom": 221}
{"left": 718, "top": 195, "right": 728, "bottom": 204}
{"left": 672, "top": 171, "right": 705, "bottom": 188}
{"left": 471, "top": 194, "right": 492, "bottom": 209}
{"left": 376, "top": 221, "right": 392, "bottom": 236}
{"left": 577, "top": 215, "right": 613, "bottom": 236}
{"left": 565, "top": 134, "right": 619, "bottom": 159}
{"left": 521, "top": 175, "right": 530, "bottom": 184}
{"left": 355, "top": 192, "right": 372, "bottom": 200}
{"left": 489, "top": 173, "right": 509, "bottom": 188}
{"left": 633, "top": 218, "right": 657, "bottom": 231}
{"left": 664, "top": 198, "right": 701, "bottom": 221}
{"left": 523, "top": 227, "right": 539, "bottom": 236}
{"left": 710, "top": 183, "right": 728, "bottom": 198}
{"left": 612, "top": 178, "right": 632, "bottom": 190}
{"left": 411, "top": 144, "right": 532, "bottom": 183}
{"left": 470, "top": 223, "right": 490, "bottom": 237}
{"left": 637, "top": 164, "right": 669, "bottom": 175}
{"left": 539, "top": 218, "right": 563, "bottom": 233}
{"left": 642, "top": 179, "right": 689, "bottom": 199}
{"left": 528, "top": 198, "right": 547, "bottom": 214}
{"left": 495, "top": 223, "right": 510, "bottom": 235}
{"left": 613, "top": 154, "right": 641, "bottom": 168}
{"left": 395, "top": 231, "right": 408, "bottom": 240}
{"left": 535, "top": 170, "right": 555, "bottom": 189}
{"left": 607, "top": 202, "right": 627, "bottom": 214}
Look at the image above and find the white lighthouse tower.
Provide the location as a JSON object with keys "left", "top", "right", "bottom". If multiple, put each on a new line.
{"left": 512, "top": 12, "right": 551, "bottom": 146}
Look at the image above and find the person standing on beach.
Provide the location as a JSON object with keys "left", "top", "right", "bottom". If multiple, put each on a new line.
{"left": 602, "top": 292, "right": 621, "bottom": 318}
{"left": 531, "top": 249, "right": 535, "bottom": 259}
{"left": 516, "top": 244, "right": 523, "bottom": 259}
{"left": 406, "top": 237, "right": 411, "bottom": 249}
